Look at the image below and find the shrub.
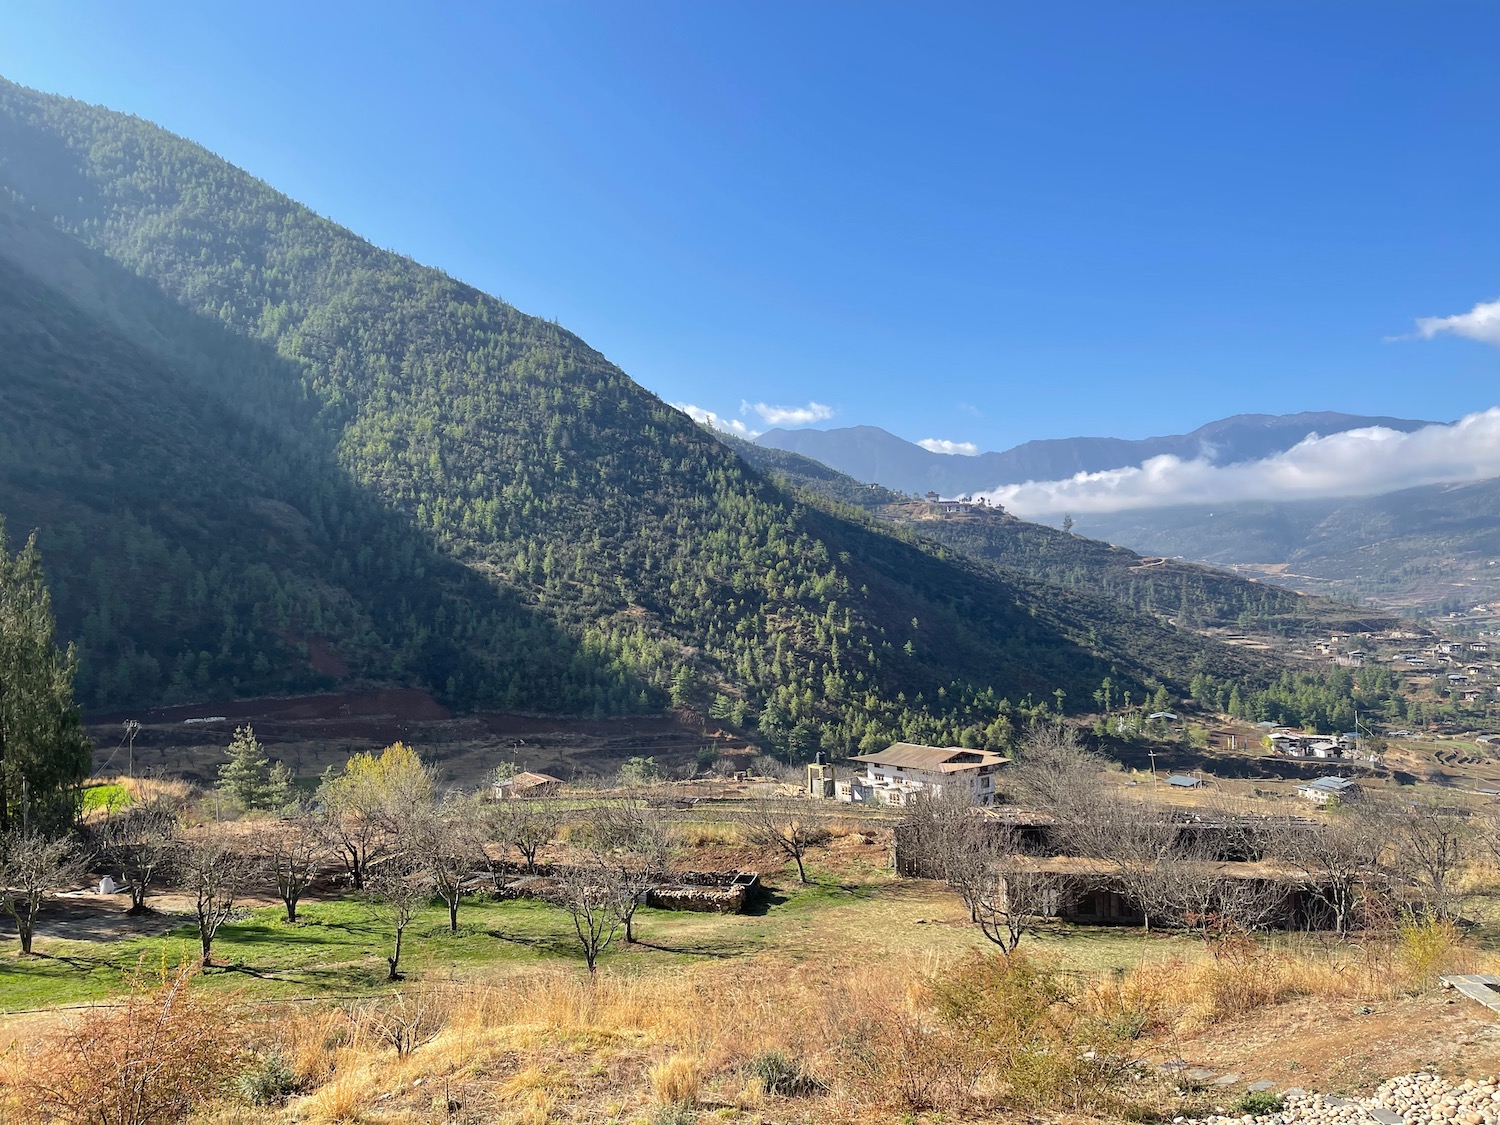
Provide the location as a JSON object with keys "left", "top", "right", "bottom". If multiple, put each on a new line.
{"left": 351, "top": 991, "right": 445, "bottom": 1056}
{"left": 1233, "top": 1090, "right": 1285, "bottom": 1115}
{"left": 652, "top": 1106, "right": 699, "bottom": 1125}
{"left": 2, "top": 966, "right": 238, "bottom": 1125}
{"left": 1396, "top": 915, "right": 1469, "bottom": 991}
{"left": 236, "top": 1050, "right": 301, "bottom": 1105}
{"left": 748, "top": 1050, "right": 820, "bottom": 1097}
{"left": 838, "top": 995, "right": 967, "bottom": 1111}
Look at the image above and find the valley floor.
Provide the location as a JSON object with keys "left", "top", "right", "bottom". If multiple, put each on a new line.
{"left": 5, "top": 827, "right": 1500, "bottom": 1123}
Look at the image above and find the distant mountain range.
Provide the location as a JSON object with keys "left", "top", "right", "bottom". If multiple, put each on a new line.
{"left": 1072, "top": 479, "right": 1500, "bottom": 618}
{"left": 730, "top": 436, "right": 1401, "bottom": 638}
{"left": 755, "top": 413, "right": 1437, "bottom": 497}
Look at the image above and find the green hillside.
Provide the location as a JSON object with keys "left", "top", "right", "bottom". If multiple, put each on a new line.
{"left": 0, "top": 78, "right": 1276, "bottom": 755}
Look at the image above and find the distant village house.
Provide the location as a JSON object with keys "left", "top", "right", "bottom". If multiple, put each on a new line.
{"left": 490, "top": 770, "right": 563, "bottom": 800}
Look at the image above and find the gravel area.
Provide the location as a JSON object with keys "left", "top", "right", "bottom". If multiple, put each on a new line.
{"left": 1186, "top": 1074, "right": 1500, "bottom": 1125}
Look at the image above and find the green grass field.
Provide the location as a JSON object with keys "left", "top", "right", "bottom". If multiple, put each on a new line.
{"left": 0, "top": 852, "right": 1205, "bottom": 1016}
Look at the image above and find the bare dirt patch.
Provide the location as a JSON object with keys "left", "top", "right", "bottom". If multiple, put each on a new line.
{"left": 86, "top": 691, "right": 752, "bottom": 788}
{"left": 1170, "top": 992, "right": 1500, "bottom": 1095}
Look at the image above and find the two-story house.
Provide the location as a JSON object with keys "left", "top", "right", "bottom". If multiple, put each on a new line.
{"left": 845, "top": 742, "right": 1009, "bottom": 807}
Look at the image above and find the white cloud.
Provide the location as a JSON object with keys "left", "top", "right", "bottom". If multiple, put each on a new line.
{"left": 744, "top": 400, "right": 835, "bottom": 427}
{"left": 917, "top": 438, "right": 979, "bottom": 456}
{"left": 1414, "top": 297, "right": 1500, "bottom": 347}
{"left": 975, "top": 409, "right": 1500, "bottom": 517}
{"left": 674, "top": 402, "right": 757, "bottom": 438}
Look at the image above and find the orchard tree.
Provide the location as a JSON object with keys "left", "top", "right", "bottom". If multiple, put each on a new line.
{"left": 267, "top": 810, "right": 330, "bottom": 924}
{"left": 176, "top": 827, "right": 255, "bottom": 966}
{"left": 98, "top": 801, "right": 180, "bottom": 915}
{"left": 742, "top": 796, "right": 824, "bottom": 884}
{"left": 0, "top": 831, "right": 81, "bottom": 954}
{"left": 317, "top": 743, "right": 434, "bottom": 889}
{"left": 411, "top": 799, "right": 484, "bottom": 934}
{"left": 0, "top": 521, "right": 91, "bottom": 833}
{"left": 484, "top": 797, "right": 563, "bottom": 876}
{"left": 366, "top": 852, "right": 432, "bottom": 981}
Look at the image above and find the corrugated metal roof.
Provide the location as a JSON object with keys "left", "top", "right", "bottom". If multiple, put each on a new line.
{"left": 1302, "top": 776, "right": 1354, "bottom": 791}
{"left": 850, "top": 742, "right": 1009, "bottom": 771}
{"left": 1166, "top": 775, "right": 1202, "bottom": 787}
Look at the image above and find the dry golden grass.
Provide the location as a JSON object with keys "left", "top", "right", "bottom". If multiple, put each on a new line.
{"left": 671, "top": 820, "right": 745, "bottom": 847}
{"left": 1084, "top": 918, "right": 1486, "bottom": 1034}
{"left": 115, "top": 774, "right": 197, "bottom": 805}
{"left": 648, "top": 1052, "right": 704, "bottom": 1105}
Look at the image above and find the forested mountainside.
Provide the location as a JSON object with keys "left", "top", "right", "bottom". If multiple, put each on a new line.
{"left": 754, "top": 413, "right": 1434, "bottom": 498}
{"left": 1072, "top": 481, "right": 1500, "bottom": 617}
{"left": 0, "top": 78, "right": 1276, "bottom": 754}
{"left": 733, "top": 440, "right": 1401, "bottom": 636}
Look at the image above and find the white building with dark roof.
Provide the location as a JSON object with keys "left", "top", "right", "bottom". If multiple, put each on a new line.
{"left": 843, "top": 742, "right": 1009, "bottom": 807}
{"left": 1296, "top": 775, "right": 1359, "bottom": 805}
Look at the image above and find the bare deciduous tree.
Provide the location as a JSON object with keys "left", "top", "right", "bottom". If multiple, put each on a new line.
{"left": 1067, "top": 793, "right": 1181, "bottom": 932}
{"left": 551, "top": 861, "right": 626, "bottom": 974}
{"left": 965, "top": 828, "right": 1055, "bottom": 956}
{"left": 411, "top": 799, "right": 484, "bottom": 934}
{"left": 0, "top": 831, "right": 81, "bottom": 954}
{"left": 484, "top": 797, "right": 563, "bottom": 876}
{"left": 1006, "top": 723, "right": 1106, "bottom": 818}
{"left": 365, "top": 853, "right": 433, "bottom": 982}
{"left": 1389, "top": 798, "right": 1469, "bottom": 920}
{"left": 176, "top": 828, "right": 255, "bottom": 966}
{"left": 1269, "top": 809, "right": 1388, "bottom": 937}
{"left": 98, "top": 801, "right": 179, "bottom": 915}
{"left": 741, "top": 796, "right": 825, "bottom": 884}
{"left": 1159, "top": 831, "right": 1283, "bottom": 943}
{"left": 266, "top": 811, "right": 330, "bottom": 924}
{"left": 584, "top": 800, "right": 673, "bottom": 943}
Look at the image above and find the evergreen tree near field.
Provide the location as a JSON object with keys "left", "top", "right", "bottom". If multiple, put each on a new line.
{"left": 217, "top": 725, "right": 292, "bottom": 811}
{"left": 0, "top": 519, "right": 91, "bottom": 832}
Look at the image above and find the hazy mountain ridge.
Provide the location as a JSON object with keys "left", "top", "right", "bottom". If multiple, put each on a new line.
{"left": 731, "top": 438, "right": 1401, "bottom": 637}
{"left": 1073, "top": 479, "right": 1500, "bottom": 616}
{"left": 756, "top": 412, "right": 1436, "bottom": 497}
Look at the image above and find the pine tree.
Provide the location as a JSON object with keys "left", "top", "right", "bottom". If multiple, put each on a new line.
{"left": 0, "top": 520, "right": 91, "bottom": 832}
{"left": 218, "top": 725, "right": 279, "bottom": 811}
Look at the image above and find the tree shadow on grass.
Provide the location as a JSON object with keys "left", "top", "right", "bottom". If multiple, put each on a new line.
{"left": 484, "top": 930, "right": 578, "bottom": 959}
{"left": 740, "top": 889, "right": 790, "bottom": 917}
{"left": 625, "top": 937, "right": 754, "bottom": 960}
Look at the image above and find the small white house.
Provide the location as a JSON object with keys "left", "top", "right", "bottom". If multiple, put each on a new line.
{"left": 844, "top": 742, "right": 1009, "bottom": 807}
{"left": 1296, "top": 775, "right": 1359, "bottom": 805}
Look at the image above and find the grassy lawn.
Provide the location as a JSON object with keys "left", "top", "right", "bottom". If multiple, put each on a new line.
{"left": 79, "top": 781, "right": 131, "bottom": 815}
{"left": 0, "top": 863, "right": 1206, "bottom": 1015}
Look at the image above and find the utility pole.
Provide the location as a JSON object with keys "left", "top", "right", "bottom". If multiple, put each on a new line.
{"left": 124, "top": 719, "right": 141, "bottom": 779}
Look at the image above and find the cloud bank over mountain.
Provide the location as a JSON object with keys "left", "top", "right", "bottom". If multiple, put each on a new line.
{"left": 745, "top": 400, "right": 834, "bottom": 426}
{"left": 917, "top": 438, "right": 978, "bottom": 456}
{"left": 976, "top": 409, "right": 1500, "bottom": 516}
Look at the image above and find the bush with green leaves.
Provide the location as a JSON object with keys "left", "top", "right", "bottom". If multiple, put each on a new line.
{"left": 748, "top": 1050, "right": 821, "bottom": 1097}
{"left": 1232, "top": 1090, "right": 1285, "bottom": 1116}
{"left": 235, "top": 1051, "right": 301, "bottom": 1106}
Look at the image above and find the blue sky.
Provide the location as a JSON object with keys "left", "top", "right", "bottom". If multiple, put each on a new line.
{"left": 3, "top": 1, "right": 1498, "bottom": 453}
